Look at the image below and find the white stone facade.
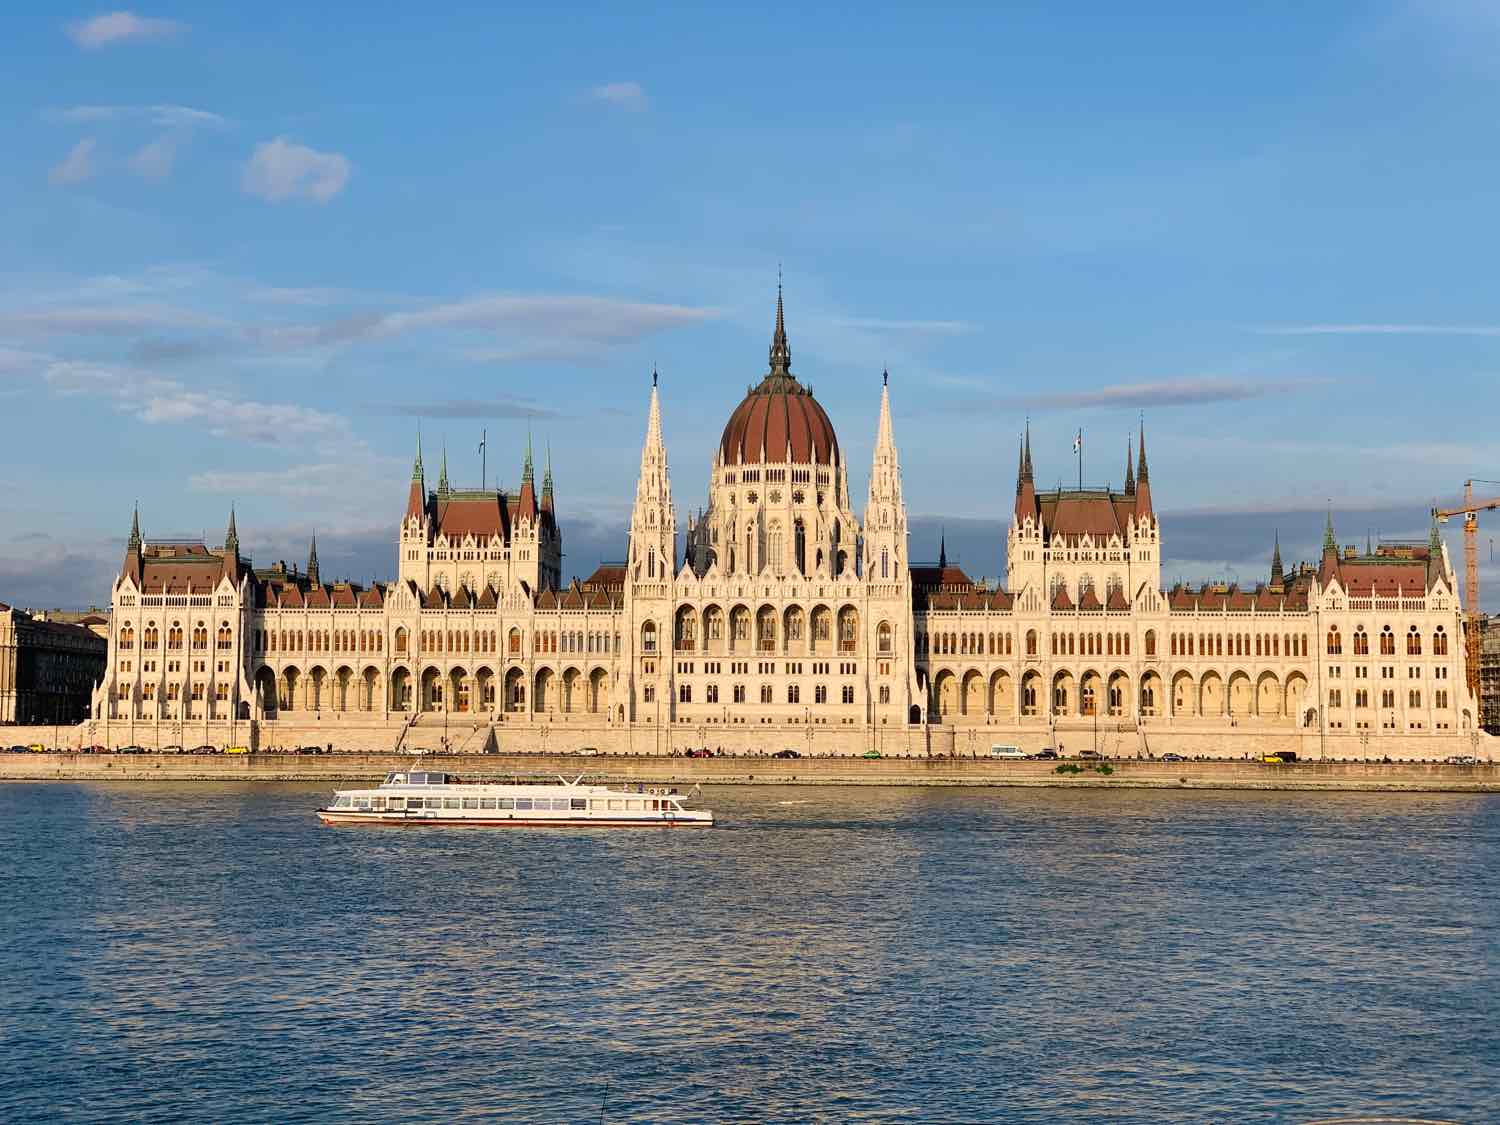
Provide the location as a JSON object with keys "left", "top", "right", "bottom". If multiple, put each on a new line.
{"left": 86, "top": 298, "right": 1485, "bottom": 756}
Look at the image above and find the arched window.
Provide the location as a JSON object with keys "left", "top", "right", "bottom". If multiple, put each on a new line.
{"left": 167, "top": 623, "right": 183, "bottom": 650}
{"left": 881, "top": 547, "right": 889, "bottom": 579}
{"left": 838, "top": 607, "right": 859, "bottom": 651}
{"left": 1327, "top": 628, "right": 1342, "bottom": 655}
{"left": 1434, "top": 627, "right": 1448, "bottom": 656}
{"left": 120, "top": 625, "right": 135, "bottom": 650}
{"left": 642, "top": 621, "right": 658, "bottom": 653}
{"left": 1026, "top": 629, "right": 1037, "bottom": 656}
{"left": 508, "top": 628, "right": 521, "bottom": 655}
{"left": 217, "top": 623, "right": 232, "bottom": 650}
{"left": 1380, "top": 626, "right": 1395, "bottom": 656}
{"left": 1144, "top": 630, "right": 1156, "bottom": 657}
{"left": 143, "top": 623, "right": 159, "bottom": 650}
{"left": 1406, "top": 627, "right": 1422, "bottom": 656}
{"left": 1353, "top": 628, "right": 1368, "bottom": 655}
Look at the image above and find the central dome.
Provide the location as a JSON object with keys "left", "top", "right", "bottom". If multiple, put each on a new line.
{"left": 719, "top": 290, "right": 840, "bottom": 467}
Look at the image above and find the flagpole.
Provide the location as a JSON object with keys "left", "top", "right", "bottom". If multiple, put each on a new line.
{"left": 480, "top": 428, "right": 487, "bottom": 491}
{"left": 1077, "top": 428, "right": 1083, "bottom": 491}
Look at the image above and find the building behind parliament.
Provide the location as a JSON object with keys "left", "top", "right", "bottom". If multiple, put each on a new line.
{"left": 88, "top": 294, "right": 1486, "bottom": 758}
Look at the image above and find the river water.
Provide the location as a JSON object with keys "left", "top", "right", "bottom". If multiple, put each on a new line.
{"left": 1, "top": 782, "right": 1495, "bottom": 1123}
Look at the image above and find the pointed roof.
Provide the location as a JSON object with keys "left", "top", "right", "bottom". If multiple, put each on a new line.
{"left": 1133, "top": 420, "right": 1153, "bottom": 519}
{"left": 769, "top": 279, "right": 791, "bottom": 376}
{"left": 1014, "top": 423, "right": 1037, "bottom": 522}
{"left": 541, "top": 442, "right": 554, "bottom": 511}
{"left": 1124, "top": 437, "right": 1135, "bottom": 496}
{"left": 406, "top": 431, "right": 427, "bottom": 521}
{"left": 128, "top": 503, "right": 141, "bottom": 550}
{"left": 1271, "top": 531, "right": 1284, "bottom": 586}
{"left": 938, "top": 530, "right": 947, "bottom": 570}
{"left": 306, "top": 534, "right": 319, "bottom": 586}
{"left": 225, "top": 507, "right": 239, "bottom": 555}
{"left": 438, "top": 444, "right": 450, "bottom": 495}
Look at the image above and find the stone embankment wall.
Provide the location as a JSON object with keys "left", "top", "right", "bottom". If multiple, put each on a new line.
{"left": 5, "top": 715, "right": 1495, "bottom": 763}
{"left": 1, "top": 751, "right": 1496, "bottom": 792}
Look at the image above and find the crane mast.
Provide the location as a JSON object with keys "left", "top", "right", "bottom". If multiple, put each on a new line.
{"left": 1433, "top": 479, "right": 1500, "bottom": 704}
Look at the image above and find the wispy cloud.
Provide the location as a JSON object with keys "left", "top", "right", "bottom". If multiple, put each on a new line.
{"left": 129, "top": 134, "right": 178, "bottom": 181}
{"left": 48, "top": 104, "right": 227, "bottom": 129}
{"left": 589, "top": 81, "right": 648, "bottom": 111}
{"left": 377, "top": 397, "right": 563, "bottom": 421}
{"left": 1256, "top": 323, "right": 1500, "bottom": 337}
{"left": 66, "top": 11, "right": 186, "bottom": 50}
{"left": 48, "top": 138, "right": 98, "bottom": 185}
{"left": 971, "top": 375, "right": 1320, "bottom": 411}
{"left": 242, "top": 138, "right": 352, "bottom": 204}
{"left": 0, "top": 304, "right": 226, "bottom": 337}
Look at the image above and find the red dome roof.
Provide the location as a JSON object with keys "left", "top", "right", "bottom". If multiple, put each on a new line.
{"left": 719, "top": 287, "right": 840, "bottom": 466}
{"left": 720, "top": 374, "right": 840, "bottom": 466}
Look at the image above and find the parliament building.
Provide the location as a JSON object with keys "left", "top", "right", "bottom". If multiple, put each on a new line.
{"left": 89, "top": 293, "right": 1484, "bottom": 758}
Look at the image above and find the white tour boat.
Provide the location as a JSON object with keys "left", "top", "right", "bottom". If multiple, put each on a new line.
{"left": 316, "top": 770, "right": 715, "bottom": 828}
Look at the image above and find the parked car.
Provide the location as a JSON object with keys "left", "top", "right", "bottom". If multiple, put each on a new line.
{"left": 189, "top": 744, "right": 218, "bottom": 754}
{"left": 295, "top": 745, "right": 325, "bottom": 755}
{"left": 27, "top": 744, "right": 48, "bottom": 753}
{"left": 685, "top": 748, "right": 713, "bottom": 759}
{"left": 772, "top": 748, "right": 801, "bottom": 759}
{"left": 1078, "top": 749, "right": 1102, "bottom": 761}
{"left": 576, "top": 747, "right": 599, "bottom": 756}
{"left": 862, "top": 750, "right": 882, "bottom": 759}
{"left": 81, "top": 744, "right": 108, "bottom": 754}
{"left": 6, "top": 744, "right": 29, "bottom": 753}
{"left": 1160, "top": 752, "right": 1185, "bottom": 763}
{"left": 161, "top": 744, "right": 184, "bottom": 755}
{"left": 118, "top": 744, "right": 148, "bottom": 754}
{"left": 225, "top": 746, "right": 252, "bottom": 755}
{"left": 1446, "top": 754, "right": 1479, "bottom": 765}
{"left": 989, "top": 744, "right": 1025, "bottom": 759}
{"left": 1031, "top": 748, "right": 1059, "bottom": 760}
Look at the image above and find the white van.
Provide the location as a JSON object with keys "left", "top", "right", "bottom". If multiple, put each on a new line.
{"left": 990, "top": 744, "right": 1026, "bottom": 759}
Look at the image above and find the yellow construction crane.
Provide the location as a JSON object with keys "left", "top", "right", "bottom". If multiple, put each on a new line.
{"left": 1433, "top": 479, "right": 1500, "bottom": 701}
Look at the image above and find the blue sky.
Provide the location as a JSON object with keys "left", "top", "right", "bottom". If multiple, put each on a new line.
{"left": 5, "top": 2, "right": 1500, "bottom": 608}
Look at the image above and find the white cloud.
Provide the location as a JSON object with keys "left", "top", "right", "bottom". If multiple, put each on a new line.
{"left": 49, "top": 104, "right": 226, "bottom": 129}
{"left": 831, "top": 317, "right": 978, "bottom": 336}
{"left": 48, "top": 138, "right": 98, "bottom": 185}
{"left": 66, "top": 11, "right": 185, "bottom": 50}
{"left": 129, "top": 134, "right": 178, "bottom": 181}
{"left": 0, "top": 304, "right": 225, "bottom": 337}
{"left": 590, "top": 81, "right": 648, "bottom": 111}
{"left": 188, "top": 465, "right": 363, "bottom": 499}
{"left": 242, "top": 138, "right": 352, "bottom": 204}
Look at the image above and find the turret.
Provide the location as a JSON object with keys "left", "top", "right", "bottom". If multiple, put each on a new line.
{"left": 122, "top": 503, "right": 143, "bottom": 582}
{"left": 224, "top": 507, "right": 241, "bottom": 582}
{"left": 862, "top": 369, "right": 908, "bottom": 584}
{"left": 1014, "top": 424, "right": 1036, "bottom": 523}
{"left": 307, "top": 534, "right": 320, "bottom": 587}
{"left": 628, "top": 370, "right": 676, "bottom": 581}
{"left": 405, "top": 431, "right": 426, "bottom": 521}
{"left": 1133, "top": 420, "right": 1153, "bottom": 520}
{"left": 1124, "top": 437, "right": 1135, "bottom": 496}
{"left": 516, "top": 430, "right": 538, "bottom": 522}
{"left": 1319, "top": 509, "right": 1341, "bottom": 585}
{"left": 1270, "top": 531, "right": 1284, "bottom": 588}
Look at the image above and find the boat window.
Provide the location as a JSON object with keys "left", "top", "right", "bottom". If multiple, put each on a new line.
{"left": 462, "top": 798, "right": 479, "bottom": 810}
{"left": 627, "top": 799, "right": 644, "bottom": 812}
{"left": 354, "top": 798, "right": 370, "bottom": 810}
{"left": 334, "top": 795, "right": 352, "bottom": 808}
{"left": 409, "top": 773, "right": 426, "bottom": 785}
{"left": 423, "top": 797, "right": 441, "bottom": 810}
{"left": 499, "top": 798, "right": 514, "bottom": 810}
{"left": 387, "top": 797, "right": 405, "bottom": 810}
{"left": 371, "top": 798, "right": 386, "bottom": 811}
{"left": 590, "top": 799, "right": 604, "bottom": 810}
{"left": 443, "top": 798, "right": 460, "bottom": 810}
{"left": 480, "top": 798, "right": 496, "bottom": 810}
{"left": 608, "top": 799, "right": 623, "bottom": 811}
{"left": 570, "top": 798, "right": 587, "bottom": 811}
{"left": 515, "top": 798, "right": 533, "bottom": 811}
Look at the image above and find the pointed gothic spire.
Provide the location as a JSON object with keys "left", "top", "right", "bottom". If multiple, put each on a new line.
{"left": 522, "top": 428, "right": 534, "bottom": 486}
{"left": 412, "top": 427, "right": 425, "bottom": 482}
{"left": 1015, "top": 422, "right": 1037, "bottom": 523}
{"left": 1136, "top": 419, "right": 1149, "bottom": 484}
{"left": 1124, "top": 436, "right": 1135, "bottom": 496}
{"left": 226, "top": 507, "right": 239, "bottom": 555}
{"left": 1366, "top": 530, "right": 1373, "bottom": 556}
{"left": 768, "top": 280, "right": 791, "bottom": 376}
{"left": 438, "top": 442, "right": 450, "bottom": 495}
{"left": 1015, "top": 434, "right": 1026, "bottom": 495}
{"left": 875, "top": 372, "right": 895, "bottom": 454}
{"left": 541, "top": 442, "right": 554, "bottom": 511}
{"left": 1271, "top": 531, "right": 1284, "bottom": 586}
{"left": 1133, "top": 419, "right": 1153, "bottom": 520}
{"left": 307, "top": 534, "right": 320, "bottom": 586}
{"left": 645, "top": 373, "right": 664, "bottom": 450}
{"left": 1430, "top": 513, "right": 1442, "bottom": 552}
{"left": 1323, "top": 508, "right": 1337, "bottom": 553}
{"left": 939, "top": 529, "right": 948, "bottom": 570}
{"left": 128, "top": 502, "right": 141, "bottom": 550}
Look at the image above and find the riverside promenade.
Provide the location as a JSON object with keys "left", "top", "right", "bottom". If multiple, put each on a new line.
{"left": 2, "top": 752, "right": 1497, "bottom": 792}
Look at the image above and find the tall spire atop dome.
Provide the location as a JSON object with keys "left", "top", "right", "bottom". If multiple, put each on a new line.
{"left": 768, "top": 277, "right": 791, "bottom": 377}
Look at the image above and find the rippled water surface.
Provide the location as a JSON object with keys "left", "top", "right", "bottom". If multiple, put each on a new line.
{"left": 2, "top": 783, "right": 1497, "bottom": 1123}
